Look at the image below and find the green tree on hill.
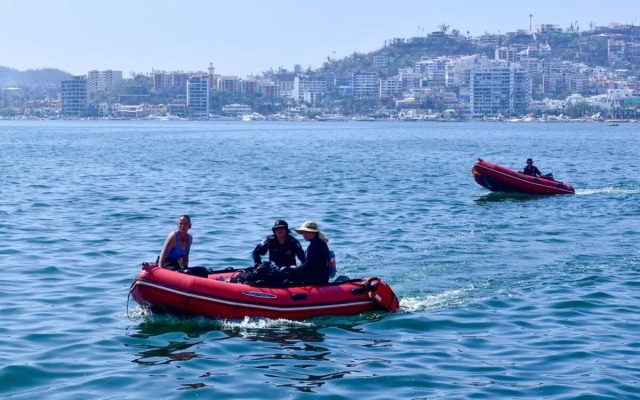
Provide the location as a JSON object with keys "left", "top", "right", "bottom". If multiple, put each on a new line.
{"left": 438, "top": 24, "right": 450, "bottom": 34}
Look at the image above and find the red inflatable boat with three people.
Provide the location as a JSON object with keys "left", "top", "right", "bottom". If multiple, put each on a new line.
{"left": 130, "top": 263, "right": 400, "bottom": 320}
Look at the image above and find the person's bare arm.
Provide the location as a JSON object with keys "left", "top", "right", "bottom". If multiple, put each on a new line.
{"left": 158, "top": 232, "right": 176, "bottom": 268}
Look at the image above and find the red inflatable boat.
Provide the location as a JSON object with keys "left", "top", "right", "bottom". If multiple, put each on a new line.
{"left": 130, "top": 263, "right": 400, "bottom": 320}
{"left": 472, "top": 158, "right": 575, "bottom": 195}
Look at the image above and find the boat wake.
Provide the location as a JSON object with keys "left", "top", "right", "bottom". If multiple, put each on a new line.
{"left": 576, "top": 186, "right": 640, "bottom": 195}
{"left": 219, "top": 315, "right": 314, "bottom": 330}
{"left": 400, "top": 286, "right": 484, "bottom": 313}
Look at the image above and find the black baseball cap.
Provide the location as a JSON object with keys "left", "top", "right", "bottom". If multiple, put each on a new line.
{"left": 272, "top": 220, "right": 290, "bottom": 233}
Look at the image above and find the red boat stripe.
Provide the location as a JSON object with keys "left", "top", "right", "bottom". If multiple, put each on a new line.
{"left": 474, "top": 164, "right": 574, "bottom": 193}
{"left": 134, "top": 280, "right": 374, "bottom": 312}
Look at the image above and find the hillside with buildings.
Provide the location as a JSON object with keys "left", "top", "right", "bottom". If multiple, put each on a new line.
{"left": 321, "top": 23, "right": 640, "bottom": 77}
{"left": 1, "top": 22, "right": 639, "bottom": 120}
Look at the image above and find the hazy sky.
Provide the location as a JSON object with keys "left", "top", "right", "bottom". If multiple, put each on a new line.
{"left": 1, "top": 0, "right": 637, "bottom": 77}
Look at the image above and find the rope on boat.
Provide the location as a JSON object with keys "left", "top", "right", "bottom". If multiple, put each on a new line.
{"left": 126, "top": 274, "right": 143, "bottom": 321}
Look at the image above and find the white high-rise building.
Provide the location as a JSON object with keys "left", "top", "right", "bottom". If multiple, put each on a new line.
{"left": 379, "top": 77, "right": 402, "bottom": 97}
{"left": 102, "top": 70, "right": 123, "bottom": 92}
{"left": 186, "top": 76, "right": 209, "bottom": 117}
{"left": 86, "top": 70, "right": 123, "bottom": 92}
{"left": 274, "top": 73, "right": 296, "bottom": 98}
{"left": 293, "top": 76, "right": 327, "bottom": 104}
{"left": 87, "top": 70, "right": 101, "bottom": 93}
{"left": 445, "top": 55, "right": 489, "bottom": 87}
{"left": 495, "top": 47, "right": 519, "bottom": 64}
{"left": 416, "top": 57, "right": 449, "bottom": 83}
{"left": 61, "top": 76, "right": 89, "bottom": 116}
{"left": 468, "top": 62, "right": 531, "bottom": 117}
{"left": 352, "top": 72, "right": 378, "bottom": 98}
{"left": 400, "top": 71, "right": 423, "bottom": 91}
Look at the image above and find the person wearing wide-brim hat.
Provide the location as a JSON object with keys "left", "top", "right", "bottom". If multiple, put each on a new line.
{"left": 283, "top": 221, "right": 331, "bottom": 285}
{"left": 252, "top": 219, "right": 306, "bottom": 268}
{"left": 521, "top": 158, "right": 543, "bottom": 177}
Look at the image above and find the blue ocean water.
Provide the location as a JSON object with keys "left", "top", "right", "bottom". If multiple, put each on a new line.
{"left": 0, "top": 120, "right": 639, "bottom": 399}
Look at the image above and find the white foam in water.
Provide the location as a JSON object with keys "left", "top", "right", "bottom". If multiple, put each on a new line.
{"left": 400, "top": 286, "right": 484, "bottom": 312}
{"left": 576, "top": 186, "right": 640, "bottom": 195}
{"left": 219, "top": 315, "right": 314, "bottom": 330}
{"left": 119, "top": 305, "right": 148, "bottom": 320}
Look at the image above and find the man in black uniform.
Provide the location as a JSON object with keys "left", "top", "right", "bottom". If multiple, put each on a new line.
{"left": 521, "top": 158, "right": 543, "bottom": 177}
{"left": 252, "top": 220, "right": 306, "bottom": 268}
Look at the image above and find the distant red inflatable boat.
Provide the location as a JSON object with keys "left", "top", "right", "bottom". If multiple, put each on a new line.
{"left": 472, "top": 158, "right": 575, "bottom": 195}
{"left": 130, "top": 263, "right": 400, "bottom": 320}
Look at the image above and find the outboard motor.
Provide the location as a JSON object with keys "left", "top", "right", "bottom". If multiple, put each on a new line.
{"left": 364, "top": 278, "right": 400, "bottom": 312}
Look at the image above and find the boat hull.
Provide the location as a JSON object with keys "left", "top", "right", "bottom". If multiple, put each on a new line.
{"left": 131, "top": 264, "right": 398, "bottom": 320}
{"left": 472, "top": 159, "right": 575, "bottom": 195}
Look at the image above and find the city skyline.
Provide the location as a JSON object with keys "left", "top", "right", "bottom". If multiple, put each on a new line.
{"left": 1, "top": 0, "right": 638, "bottom": 77}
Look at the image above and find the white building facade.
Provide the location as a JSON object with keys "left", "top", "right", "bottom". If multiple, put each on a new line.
{"left": 379, "top": 78, "right": 403, "bottom": 97}
{"left": 352, "top": 72, "right": 379, "bottom": 98}
{"left": 445, "top": 55, "right": 489, "bottom": 87}
{"left": 468, "top": 63, "right": 532, "bottom": 117}
{"left": 293, "top": 76, "right": 327, "bottom": 104}
{"left": 87, "top": 70, "right": 123, "bottom": 93}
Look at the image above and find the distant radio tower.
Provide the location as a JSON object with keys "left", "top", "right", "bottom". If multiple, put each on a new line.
{"left": 529, "top": 14, "right": 533, "bottom": 32}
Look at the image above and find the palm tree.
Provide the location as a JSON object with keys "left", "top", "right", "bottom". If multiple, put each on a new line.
{"left": 438, "top": 23, "right": 450, "bottom": 34}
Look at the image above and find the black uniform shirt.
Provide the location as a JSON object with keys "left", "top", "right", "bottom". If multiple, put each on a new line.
{"left": 522, "top": 165, "right": 542, "bottom": 176}
{"left": 253, "top": 235, "right": 306, "bottom": 267}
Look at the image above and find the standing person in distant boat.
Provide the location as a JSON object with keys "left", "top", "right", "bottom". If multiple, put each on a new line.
{"left": 521, "top": 158, "right": 543, "bottom": 177}
{"left": 158, "top": 215, "right": 193, "bottom": 270}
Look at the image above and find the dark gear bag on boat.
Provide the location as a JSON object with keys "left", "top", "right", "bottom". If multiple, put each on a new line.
{"left": 174, "top": 266, "right": 209, "bottom": 278}
{"left": 156, "top": 256, "right": 209, "bottom": 278}
{"left": 233, "top": 262, "right": 290, "bottom": 287}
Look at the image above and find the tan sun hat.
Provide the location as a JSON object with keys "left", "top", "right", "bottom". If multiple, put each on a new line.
{"left": 294, "top": 221, "right": 329, "bottom": 243}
